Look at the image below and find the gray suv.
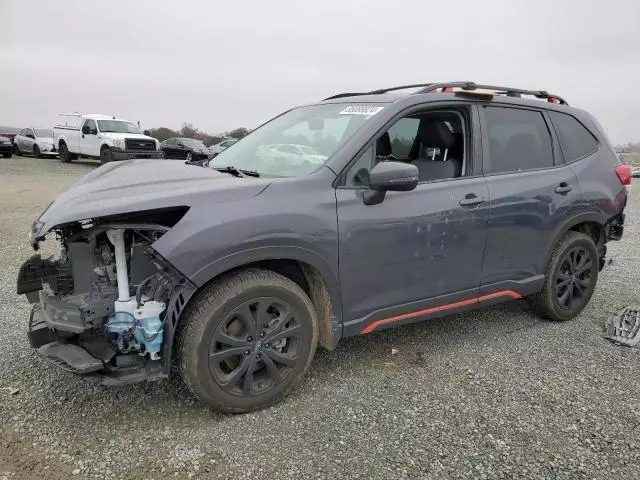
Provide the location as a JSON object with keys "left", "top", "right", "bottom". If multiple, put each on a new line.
{"left": 17, "top": 82, "right": 631, "bottom": 413}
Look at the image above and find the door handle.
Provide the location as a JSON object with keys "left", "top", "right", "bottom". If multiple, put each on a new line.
{"left": 459, "top": 194, "right": 486, "bottom": 207}
{"left": 555, "top": 183, "right": 573, "bottom": 194}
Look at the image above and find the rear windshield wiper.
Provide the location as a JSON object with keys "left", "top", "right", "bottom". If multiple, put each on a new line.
{"left": 213, "top": 165, "right": 260, "bottom": 177}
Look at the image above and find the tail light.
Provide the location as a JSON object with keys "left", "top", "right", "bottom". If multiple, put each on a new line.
{"left": 615, "top": 165, "right": 632, "bottom": 186}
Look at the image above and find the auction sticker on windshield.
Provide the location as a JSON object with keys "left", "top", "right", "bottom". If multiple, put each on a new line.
{"left": 339, "top": 105, "right": 384, "bottom": 116}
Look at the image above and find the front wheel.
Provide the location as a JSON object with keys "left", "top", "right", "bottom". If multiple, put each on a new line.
{"left": 177, "top": 269, "right": 318, "bottom": 413}
{"left": 59, "top": 143, "right": 71, "bottom": 163}
{"left": 529, "top": 231, "right": 599, "bottom": 321}
{"left": 33, "top": 144, "right": 41, "bottom": 158}
{"left": 100, "top": 147, "right": 113, "bottom": 165}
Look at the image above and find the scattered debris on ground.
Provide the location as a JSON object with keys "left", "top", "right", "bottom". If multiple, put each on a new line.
{"left": 606, "top": 305, "right": 640, "bottom": 347}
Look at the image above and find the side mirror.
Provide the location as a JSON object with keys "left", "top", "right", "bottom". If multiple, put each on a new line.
{"left": 364, "top": 161, "right": 419, "bottom": 206}
{"left": 81, "top": 125, "right": 90, "bottom": 135}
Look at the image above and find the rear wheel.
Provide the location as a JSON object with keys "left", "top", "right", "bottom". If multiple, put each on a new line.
{"left": 33, "top": 144, "right": 41, "bottom": 158}
{"left": 59, "top": 143, "right": 72, "bottom": 163}
{"left": 100, "top": 147, "right": 113, "bottom": 165}
{"left": 177, "top": 269, "right": 318, "bottom": 413}
{"left": 529, "top": 231, "right": 599, "bottom": 321}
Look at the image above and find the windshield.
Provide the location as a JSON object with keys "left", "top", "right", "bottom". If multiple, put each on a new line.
{"left": 97, "top": 120, "right": 140, "bottom": 134}
{"left": 181, "top": 138, "right": 205, "bottom": 147}
{"left": 34, "top": 129, "right": 53, "bottom": 138}
{"left": 210, "top": 103, "right": 386, "bottom": 177}
{"left": 299, "top": 145, "right": 320, "bottom": 155}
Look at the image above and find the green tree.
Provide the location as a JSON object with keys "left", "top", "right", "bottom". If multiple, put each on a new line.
{"left": 147, "top": 127, "right": 178, "bottom": 142}
{"left": 227, "top": 127, "right": 249, "bottom": 139}
{"left": 180, "top": 123, "right": 199, "bottom": 138}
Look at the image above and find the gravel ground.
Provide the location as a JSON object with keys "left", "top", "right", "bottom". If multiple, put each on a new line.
{"left": 1, "top": 155, "right": 640, "bottom": 480}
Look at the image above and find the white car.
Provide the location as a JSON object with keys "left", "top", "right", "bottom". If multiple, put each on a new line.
{"left": 209, "top": 138, "right": 238, "bottom": 155}
{"left": 256, "top": 143, "right": 328, "bottom": 165}
{"left": 13, "top": 128, "right": 57, "bottom": 157}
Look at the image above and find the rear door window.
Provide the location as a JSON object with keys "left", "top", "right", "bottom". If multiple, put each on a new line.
{"left": 548, "top": 111, "right": 598, "bottom": 162}
{"left": 482, "top": 106, "right": 554, "bottom": 174}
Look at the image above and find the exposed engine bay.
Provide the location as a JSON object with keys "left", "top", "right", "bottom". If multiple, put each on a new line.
{"left": 18, "top": 217, "right": 193, "bottom": 384}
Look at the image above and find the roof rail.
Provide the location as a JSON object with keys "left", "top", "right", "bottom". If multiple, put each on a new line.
{"left": 323, "top": 81, "right": 568, "bottom": 105}
{"left": 323, "top": 92, "right": 369, "bottom": 100}
{"left": 323, "top": 84, "right": 436, "bottom": 100}
{"left": 415, "top": 82, "right": 569, "bottom": 105}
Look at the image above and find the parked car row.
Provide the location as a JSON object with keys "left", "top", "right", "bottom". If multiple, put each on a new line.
{"left": 1, "top": 117, "right": 241, "bottom": 165}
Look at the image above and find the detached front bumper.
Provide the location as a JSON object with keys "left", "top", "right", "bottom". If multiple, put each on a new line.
{"left": 28, "top": 303, "right": 166, "bottom": 384}
{"left": 28, "top": 304, "right": 104, "bottom": 374}
{"left": 111, "top": 148, "right": 163, "bottom": 161}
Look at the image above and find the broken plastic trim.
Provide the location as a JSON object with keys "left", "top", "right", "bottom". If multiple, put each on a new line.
{"left": 605, "top": 306, "right": 640, "bottom": 347}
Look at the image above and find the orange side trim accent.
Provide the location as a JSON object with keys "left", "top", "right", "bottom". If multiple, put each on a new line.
{"left": 359, "top": 290, "right": 522, "bottom": 334}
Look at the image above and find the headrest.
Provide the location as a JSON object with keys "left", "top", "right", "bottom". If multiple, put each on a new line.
{"left": 419, "top": 121, "right": 454, "bottom": 148}
{"left": 376, "top": 132, "right": 392, "bottom": 157}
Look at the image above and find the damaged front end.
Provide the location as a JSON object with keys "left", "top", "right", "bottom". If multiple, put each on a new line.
{"left": 17, "top": 210, "right": 196, "bottom": 385}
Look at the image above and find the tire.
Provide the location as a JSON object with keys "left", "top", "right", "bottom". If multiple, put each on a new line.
{"left": 59, "top": 143, "right": 72, "bottom": 163}
{"left": 13, "top": 143, "right": 21, "bottom": 156}
{"left": 529, "top": 231, "right": 599, "bottom": 321}
{"left": 3, "top": 153, "right": 11, "bottom": 158}
{"left": 33, "top": 144, "right": 41, "bottom": 158}
{"left": 186, "top": 152, "right": 193, "bottom": 162}
{"left": 177, "top": 268, "right": 318, "bottom": 413}
{"left": 100, "top": 147, "right": 113, "bottom": 165}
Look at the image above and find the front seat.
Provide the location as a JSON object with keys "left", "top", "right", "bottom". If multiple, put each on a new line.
{"left": 412, "top": 121, "right": 463, "bottom": 181}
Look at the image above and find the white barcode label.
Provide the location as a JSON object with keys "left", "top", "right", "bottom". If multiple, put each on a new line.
{"left": 339, "top": 105, "right": 384, "bottom": 116}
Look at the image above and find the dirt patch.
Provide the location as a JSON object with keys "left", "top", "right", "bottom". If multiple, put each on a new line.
{"left": 0, "top": 430, "right": 74, "bottom": 480}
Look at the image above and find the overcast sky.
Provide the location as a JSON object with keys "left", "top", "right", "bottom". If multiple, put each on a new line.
{"left": 2, "top": 0, "right": 639, "bottom": 143}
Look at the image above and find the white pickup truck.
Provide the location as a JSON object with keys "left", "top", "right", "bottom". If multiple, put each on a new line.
{"left": 54, "top": 113, "right": 162, "bottom": 164}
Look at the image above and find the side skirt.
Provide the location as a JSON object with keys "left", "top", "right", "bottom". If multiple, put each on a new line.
{"left": 342, "top": 275, "right": 544, "bottom": 336}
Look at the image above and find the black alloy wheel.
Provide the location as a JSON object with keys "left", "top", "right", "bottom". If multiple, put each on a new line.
{"left": 529, "top": 231, "right": 599, "bottom": 321}
{"left": 209, "top": 297, "right": 303, "bottom": 398}
{"left": 177, "top": 269, "right": 318, "bottom": 413}
{"left": 554, "top": 246, "right": 594, "bottom": 310}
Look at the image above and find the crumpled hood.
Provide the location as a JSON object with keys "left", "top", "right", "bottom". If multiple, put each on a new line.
{"left": 33, "top": 159, "right": 270, "bottom": 238}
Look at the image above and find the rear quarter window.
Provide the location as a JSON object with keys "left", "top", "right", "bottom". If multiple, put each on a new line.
{"left": 548, "top": 111, "right": 598, "bottom": 162}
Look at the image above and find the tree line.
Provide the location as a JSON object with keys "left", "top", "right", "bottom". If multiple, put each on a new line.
{"left": 145, "top": 123, "right": 250, "bottom": 146}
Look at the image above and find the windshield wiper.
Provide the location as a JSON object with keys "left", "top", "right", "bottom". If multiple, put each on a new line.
{"left": 213, "top": 165, "right": 260, "bottom": 177}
